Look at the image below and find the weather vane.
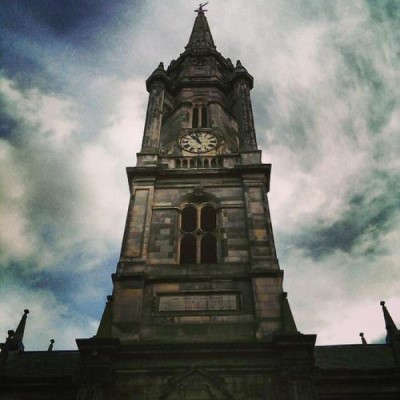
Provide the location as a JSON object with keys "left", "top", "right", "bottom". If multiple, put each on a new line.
{"left": 195, "top": 2, "right": 209, "bottom": 15}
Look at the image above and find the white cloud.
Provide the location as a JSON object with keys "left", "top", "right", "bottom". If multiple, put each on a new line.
{"left": 0, "top": 139, "right": 36, "bottom": 261}
{"left": 283, "top": 211, "right": 400, "bottom": 344}
{"left": 0, "top": 74, "right": 147, "bottom": 269}
{"left": 0, "top": 284, "right": 98, "bottom": 350}
{"left": 73, "top": 79, "right": 147, "bottom": 256}
{"left": 1, "top": 76, "right": 77, "bottom": 147}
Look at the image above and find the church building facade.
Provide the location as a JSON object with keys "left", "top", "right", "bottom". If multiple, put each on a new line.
{"left": 1, "top": 7, "right": 400, "bottom": 400}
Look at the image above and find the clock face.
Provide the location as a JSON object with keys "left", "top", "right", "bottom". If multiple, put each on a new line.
{"left": 179, "top": 131, "right": 218, "bottom": 153}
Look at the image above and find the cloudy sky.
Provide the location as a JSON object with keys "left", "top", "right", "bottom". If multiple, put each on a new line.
{"left": 1, "top": 0, "right": 399, "bottom": 350}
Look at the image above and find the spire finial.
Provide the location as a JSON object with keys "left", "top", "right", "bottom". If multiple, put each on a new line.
{"left": 48, "top": 339, "right": 55, "bottom": 352}
{"left": 359, "top": 332, "right": 367, "bottom": 345}
{"left": 195, "top": 2, "right": 209, "bottom": 15}
{"left": 13, "top": 309, "right": 29, "bottom": 351}
{"left": 186, "top": 2, "right": 216, "bottom": 52}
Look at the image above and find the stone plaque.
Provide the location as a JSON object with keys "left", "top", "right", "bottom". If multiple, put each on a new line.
{"left": 158, "top": 294, "right": 238, "bottom": 312}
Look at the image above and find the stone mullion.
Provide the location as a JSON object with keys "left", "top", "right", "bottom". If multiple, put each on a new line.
{"left": 196, "top": 206, "right": 201, "bottom": 264}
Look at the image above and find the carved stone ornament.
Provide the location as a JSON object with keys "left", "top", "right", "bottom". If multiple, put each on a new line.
{"left": 190, "top": 56, "right": 208, "bottom": 67}
{"left": 194, "top": 186, "right": 204, "bottom": 197}
{"left": 160, "top": 368, "right": 233, "bottom": 400}
{"left": 77, "top": 384, "right": 106, "bottom": 400}
{"left": 159, "top": 146, "right": 169, "bottom": 156}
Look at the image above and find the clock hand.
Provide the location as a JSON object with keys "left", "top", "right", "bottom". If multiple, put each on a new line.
{"left": 190, "top": 132, "right": 201, "bottom": 144}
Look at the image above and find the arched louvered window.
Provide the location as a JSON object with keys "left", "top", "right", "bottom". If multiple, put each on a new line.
{"left": 179, "top": 203, "right": 218, "bottom": 264}
{"left": 201, "top": 106, "right": 208, "bottom": 127}
{"left": 192, "top": 104, "right": 208, "bottom": 128}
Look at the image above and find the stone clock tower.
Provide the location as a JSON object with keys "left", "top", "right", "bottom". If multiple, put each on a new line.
{"left": 76, "top": 6, "right": 317, "bottom": 399}
{"left": 2, "top": 7, "right": 399, "bottom": 400}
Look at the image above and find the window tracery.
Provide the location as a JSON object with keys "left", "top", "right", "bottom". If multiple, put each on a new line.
{"left": 179, "top": 201, "right": 218, "bottom": 264}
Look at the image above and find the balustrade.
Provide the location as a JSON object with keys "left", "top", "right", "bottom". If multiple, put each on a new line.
{"left": 173, "top": 156, "right": 223, "bottom": 169}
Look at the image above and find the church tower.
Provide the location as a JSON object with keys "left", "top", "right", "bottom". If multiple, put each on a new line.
{"left": 101, "top": 4, "right": 292, "bottom": 345}
{"left": 77, "top": 6, "right": 316, "bottom": 399}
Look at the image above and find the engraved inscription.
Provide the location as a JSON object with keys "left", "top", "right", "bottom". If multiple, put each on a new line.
{"left": 159, "top": 294, "right": 237, "bottom": 312}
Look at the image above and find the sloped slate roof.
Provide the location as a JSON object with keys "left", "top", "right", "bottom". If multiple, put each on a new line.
{"left": 2, "top": 351, "right": 80, "bottom": 378}
{"left": 315, "top": 344, "right": 396, "bottom": 370}
{"left": 2, "top": 344, "right": 396, "bottom": 378}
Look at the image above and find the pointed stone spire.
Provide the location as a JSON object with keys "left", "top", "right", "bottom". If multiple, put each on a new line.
{"left": 0, "top": 310, "right": 29, "bottom": 368}
{"left": 185, "top": 4, "right": 216, "bottom": 52}
{"left": 235, "top": 60, "right": 244, "bottom": 70}
{"left": 380, "top": 301, "right": 399, "bottom": 344}
{"left": 380, "top": 301, "right": 400, "bottom": 367}
{"left": 146, "top": 62, "right": 168, "bottom": 91}
{"left": 0, "top": 330, "right": 14, "bottom": 368}
{"left": 96, "top": 296, "right": 114, "bottom": 338}
{"left": 281, "top": 293, "right": 298, "bottom": 334}
{"left": 231, "top": 60, "right": 254, "bottom": 89}
{"left": 359, "top": 332, "right": 367, "bottom": 345}
{"left": 12, "top": 309, "right": 29, "bottom": 351}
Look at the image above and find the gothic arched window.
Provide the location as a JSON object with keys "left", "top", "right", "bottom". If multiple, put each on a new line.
{"left": 180, "top": 235, "right": 197, "bottom": 264}
{"left": 179, "top": 203, "right": 218, "bottom": 264}
{"left": 201, "top": 234, "right": 217, "bottom": 263}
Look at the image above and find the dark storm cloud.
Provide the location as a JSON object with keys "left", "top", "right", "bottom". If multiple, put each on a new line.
{"left": 0, "top": 109, "right": 18, "bottom": 139}
{"left": 3, "top": 246, "right": 115, "bottom": 323}
{"left": 291, "top": 171, "right": 400, "bottom": 260}
{"left": 5, "top": 262, "right": 74, "bottom": 297}
{"left": 0, "top": 0, "right": 144, "bottom": 93}
{"left": 335, "top": 45, "right": 397, "bottom": 143}
{"left": 1, "top": 0, "right": 135, "bottom": 37}
{"left": 366, "top": 0, "right": 400, "bottom": 23}
{"left": 28, "top": 263, "right": 112, "bottom": 320}
{"left": 15, "top": 0, "right": 113, "bottom": 35}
